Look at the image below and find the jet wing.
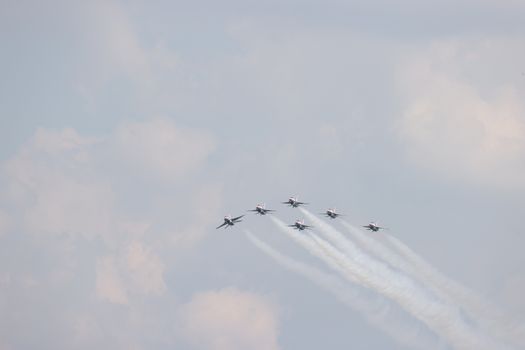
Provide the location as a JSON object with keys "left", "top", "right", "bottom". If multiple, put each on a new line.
{"left": 232, "top": 215, "right": 244, "bottom": 221}
{"left": 216, "top": 222, "right": 228, "bottom": 229}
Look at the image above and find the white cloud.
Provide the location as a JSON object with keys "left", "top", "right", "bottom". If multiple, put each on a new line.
{"left": 27, "top": 178, "right": 115, "bottom": 237}
{"left": 32, "top": 127, "right": 100, "bottom": 154}
{"left": 2, "top": 121, "right": 217, "bottom": 305}
{"left": 0, "top": 119, "right": 220, "bottom": 321}
{"left": 5, "top": 128, "right": 115, "bottom": 238}
{"left": 96, "top": 256, "right": 129, "bottom": 305}
{"left": 398, "top": 39, "right": 525, "bottom": 188}
{"left": 4, "top": 119, "right": 217, "bottom": 239}
{"left": 113, "top": 118, "right": 215, "bottom": 181}
{"left": 95, "top": 240, "right": 167, "bottom": 304}
{"left": 70, "top": 0, "right": 181, "bottom": 103}
{"left": 92, "top": 0, "right": 151, "bottom": 81}
{"left": 72, "top": 0, "right": 152, "bottom": 92}
{"left": 178, "top": 288, "right": 281, "bottom": 350}
{"left": 125, "top": 240, "right": 166, "bottom": 296}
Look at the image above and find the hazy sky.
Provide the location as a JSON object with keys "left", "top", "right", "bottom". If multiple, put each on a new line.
{"left": 1, "top": 1, "right": 525, "bottom": 349}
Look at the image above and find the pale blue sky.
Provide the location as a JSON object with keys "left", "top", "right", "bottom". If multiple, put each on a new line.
{"left": 1, "top": 1, "right": 525, "bottom": 349}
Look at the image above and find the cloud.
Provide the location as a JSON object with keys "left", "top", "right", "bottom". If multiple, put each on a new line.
{"left": 4, "top": 119, "right": 217, "bottom": 238}
{"left": 68, "top": 0, "right": 180, "bottom": 103}
{"left": 397, "top": 39, "right": 525, "bottom": 188}
{"left": 0, "top": 119, "right": 219, "bottom": 336}
{"left": 96, "top": 256, "right": 129, "bottom": 305}
{"left": 31, "top": 127, "right": 100, "bottom": 154}
{"left": 72, "top": 0, "right": 153, "bottom": 92}
{"left": 95, "top": 240, "right": 167, "bottom": 304}
{"left": 4, "top": 128, "right": 114, "bottom": 238}
{"left": 178, "top": 288, "right": 281, "bottom": 350}
{"left": 125, "top": 240, "right": 166, "bottom": 296}
{"left": 113, "top": 118, "right": 215, "bottom": 182}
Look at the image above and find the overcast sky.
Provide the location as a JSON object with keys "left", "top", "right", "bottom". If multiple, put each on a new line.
{"left": 1, "top": 1, "right": 525, "bottom": 349}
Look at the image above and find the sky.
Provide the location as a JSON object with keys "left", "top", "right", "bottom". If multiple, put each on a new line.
{"left": 1, "top": 0, "right": 525, "bottom": 349}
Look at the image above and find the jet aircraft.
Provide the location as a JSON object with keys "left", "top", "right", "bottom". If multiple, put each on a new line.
{"left": 363, "top": 222, "right": 386, "bottom": 232}
{"left": 322, "top": 208, "right": 342, "bottom": 219}
{"left": 248, "top": 203, "right": 275, "bottom": 215}
{"left": 216, "top": 215, "right": 244, "bottom": 229}
{"left": 288, "top": 219, "right": 313, "bottom": 231}
{"left": 282, "top": 196, "right": 308, "bottom": 208}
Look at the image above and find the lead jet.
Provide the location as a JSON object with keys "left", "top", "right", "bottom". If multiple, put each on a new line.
{"left": 216, "top": 215, "right": 244, "bottom": 229}
{"left": 322, "top": 208, "right": 342, "bottom": 219}
{"left": 282, "top": 196, "right": 308, "bottom": 208}
{"left": 363, "top": 222, "right": 386, "bottom": 232}
{"left": 248, "top": 203, "right": 275, "bottom": 215}
{"left": 288, "top": 219, "right": 313, "bottom": 231}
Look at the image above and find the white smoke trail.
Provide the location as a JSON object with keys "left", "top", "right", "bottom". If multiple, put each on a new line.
{"left": 383, "top": 229, "right": 496, "bottom": 309}
{"left": 341, "top": 220, "right": 415, "bottom": 275}
{"left": 341, "top": 220, "right": 524, "bottom": 347}
{"left": 340, "top": 220, "right": 459, "bottom": 307}
{"left": 381, "top": 230, "right": 525, "bottom": 347}
{"left": 295, "top": 210, "right": 506, "bottom": 350}
{"left": 269, "top": 216, "right": 360, "bottom": 285}
{"left": 244, "top": 230, "right": 443, "bottom": 350}
{"left": 341, "top": 220, "right": 492, "bottom": 310}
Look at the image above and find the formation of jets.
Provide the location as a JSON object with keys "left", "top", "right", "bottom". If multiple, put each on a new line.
{"left": 216, "top": 196, "right": 387, "bottom": 232}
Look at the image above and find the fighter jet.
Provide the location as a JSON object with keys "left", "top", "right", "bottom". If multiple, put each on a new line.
{"left": 216, "top": 215, "right": 244, "bottom": 229}
{"left": 282, "top": 196, "right": 308, "bottom": 208}
{"left": 322, "top": 208, "right": 342, "bottom": 219}
{"left": 288, "top": 219, "right": 313, "bottom": 231}
{"left": 363, "top": 222, "right": 386, "bottom": 232}
{"left": 248, "top": 203, "right": 275, "bottom": 215}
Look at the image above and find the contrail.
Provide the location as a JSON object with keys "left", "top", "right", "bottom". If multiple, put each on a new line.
{"left": 341, "top": 220, "right": 495, "bottom": 310}
{"left": 269, "top": 216, "right": 360, "bottom": 285}
{"left": 312, "top": 230, "right": 505, "bottom": 350}
{"left": 244, "top": 230, "right": 443, "bottom": 350}
{"left": 295, "top": 209, "right": 506, "bottom": 350}
{"left": 341, "top": 220, "right": 416, "bottom": 276}
{"left": 340, "top": 220, "right": 459, "bottom": 305}
{"left": 381, "top": 229, "right": 525, "bottom": 347}
{"left": 341, "top": 220, "right": 523, "bottom": 347}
